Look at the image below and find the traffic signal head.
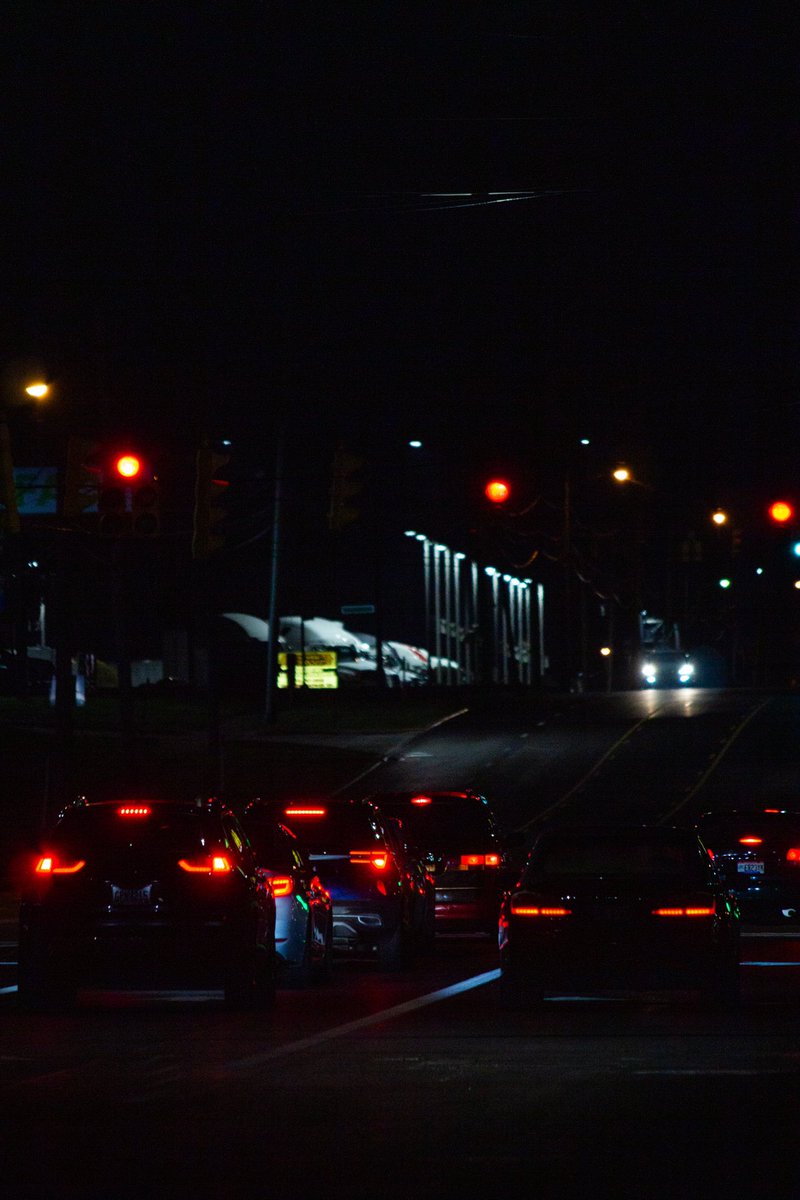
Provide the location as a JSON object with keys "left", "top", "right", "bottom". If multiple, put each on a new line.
{"left": 63, "top": 438, "right": 101, "bottom": 523}
{"left": 98, "top": 449, "right": 160, "bottom": 537}
{"left": 327, "top": 444, "right": 363, "bottom": 531}
{"left": 484, "top": 478, "right": 511, "bottom": 505}
{"left": 769, "top": 500, "right": 794, "bottom": 524}
{"left": 113, "top": 454, "right": 142, "bottom": 480}
{"left": 192, "top": 445, "right": 230, "bottom": 559}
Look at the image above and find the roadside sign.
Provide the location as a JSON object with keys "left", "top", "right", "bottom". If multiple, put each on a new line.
{"left": 278, "top": 650, "right": 338, "bottom": 689}
{"left": 341, "top": 604, "right": 375, "bottom": 615}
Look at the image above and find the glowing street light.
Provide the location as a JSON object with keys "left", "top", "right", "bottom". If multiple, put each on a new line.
{"left": 711, "top": 509, "right": 728, "bottom": 526}
{"left": 612, "top": 466, "right": 632, "bottom": 483}
{"left": 24, "top": 381, "right": 50, "bottom": 400}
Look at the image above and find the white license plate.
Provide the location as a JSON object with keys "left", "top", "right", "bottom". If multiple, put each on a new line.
{"left": 111, "top": 884, "right": 154, "bottom": 907}
{"left": 737, "top": 862, "right": 764, "bottom": 874}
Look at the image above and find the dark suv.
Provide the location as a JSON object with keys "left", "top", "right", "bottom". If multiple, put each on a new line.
{"left": 17, "top": 797, "right": 276, "bottom": 1009}
{"left": 372, "top": 790, "right": 512, "bottom": 934}
{"left": 277, "top": 799, "right": 434, "bottom": 965}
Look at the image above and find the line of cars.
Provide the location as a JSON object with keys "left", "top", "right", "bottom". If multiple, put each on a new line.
{"left": 18, "top": 784, "right": 798, "bottom": 1012}
{"left": 16, "top": 787, "right": 520, "bottom": 1009}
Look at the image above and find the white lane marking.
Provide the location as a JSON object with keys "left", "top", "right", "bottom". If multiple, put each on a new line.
{"left": 226, "top": 968, "right": 501, "bottom": 1070}
{"left": 742, "top": 931, "right": 800, "bottom": 939}
{"left": 635, "top": 1069, "right": 795, "bottom": 1077}
{"left": 741, "top": 961, "right": 800, "bottom": 967}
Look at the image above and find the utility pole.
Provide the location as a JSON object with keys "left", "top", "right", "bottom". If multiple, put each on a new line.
{"left": 264, "top": 428, "right": 284, "bottom": 724}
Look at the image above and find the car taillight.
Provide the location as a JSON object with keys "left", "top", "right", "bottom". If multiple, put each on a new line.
{"left": 652, "top": 901, "right": 716, "bottom": 917}
{"left": 117, "top": 805, "right": 152, "bottom": 818}
{"left": 739, "top": 836, "right": 763, "bottom": 846}
{"left": 284, "top": 806, "right": 327, "bottom": 818}
{"left": 178, "top": 855, "right": 232, "bottom": 874}
{"left": 511, "top": 902, "right": 571, "bottom": 917}
{"left": 350, "top": 849, "right": 390, "bottom": 870}
{"left": 35, "top": 855, "right": 86, "bottom": 875}
{"left": 269, "top": 875, "right": 294, "bottom": 897}
{"left": 411, "top": 795, "right": 432, "bottom": 806}
{"left": 786, "top": 848, "right": 800, "bottom": 863}
{"left": 460, "top": 854, "right": 500, "bottom": 868}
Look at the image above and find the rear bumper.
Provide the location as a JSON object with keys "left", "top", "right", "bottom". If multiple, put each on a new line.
{"left": 500, "top": 921, "right": 737, "bottom": 989}
{"left": 20, "top": 906, "right": 257, "bottom": 987}
{"left": 434, "top": 873, "right": 501, "bottom": 932}
{"left": 331, "top": 899, "right": 401, "bottom": 950}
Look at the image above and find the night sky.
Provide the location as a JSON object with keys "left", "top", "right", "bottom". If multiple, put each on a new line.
{"left": 3, "top": 4, "right": 798, "bottom": 633}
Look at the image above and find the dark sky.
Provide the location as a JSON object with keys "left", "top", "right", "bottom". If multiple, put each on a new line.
{"left": 3, "top": 3, "right": 798, "bottom": 530}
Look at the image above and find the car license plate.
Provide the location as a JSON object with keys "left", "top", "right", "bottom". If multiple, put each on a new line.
{"left": 737, "top": 862, "right": 764, "bottom": 874}
{"left": 111, "top": 884, "right": 155, "bottom": 907}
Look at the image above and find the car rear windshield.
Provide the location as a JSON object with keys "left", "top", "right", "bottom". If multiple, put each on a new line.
{"left": 378, "top": 799, "right": 495, "bottom": 850}
{"left": 527, "top": 832, "right": 708, "bottom": 880}
{"left": 698, "top": 813, "right": 800, "bottom": 845}
{"left": 48, "top": 805, "right": 226, "bottom": 860}
{"left": 244, "top": 818, "right": 302, "bottom": 870}
{"left": 285, "top": 806, "right": 385, "bottom": 854}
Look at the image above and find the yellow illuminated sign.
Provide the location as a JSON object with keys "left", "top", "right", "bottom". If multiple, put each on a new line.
{"left": 278, "top": 650, "right": 338, "bottom": 689}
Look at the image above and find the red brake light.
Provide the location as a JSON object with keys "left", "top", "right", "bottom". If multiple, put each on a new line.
{"left": 786, "top": 848, "right": 800, "bottom": 863}
{"left": 511, "top": 903, "right": 571, "bottom": 917}
{"left": 269, "top": 875, "right": 294, "bottom": 897}
{"left": 35, "top": 855, "right": 86, "bottom": 876}
{"left": 284, "top": 806, "right": 327, "bottom": 818}
{"left": 178, "top": 855, "right": 232, "bottom": 874}
{"left": 350, "top": 849, "right": 390, "bottom": 870}
{"left": 117, "top": 805, "right": 152, "bottom": 818}
{"left": 461, "top": 853, "right": 499, "bottom": 868}
{"left": 739, "top": 836, "right": 763, "bottom": 845}
{"left": 411, "top": 795, "right": 432, "bottom": 806}
{"left": 652, "top": 902, "right": 716, "bottom": 917}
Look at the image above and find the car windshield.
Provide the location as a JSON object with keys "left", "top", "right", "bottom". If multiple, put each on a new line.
{"left": 377, "top": 797, "right": 495, "bottom": 851}
{"left": 527, "top": 831, "right": 707, "bottom": 880}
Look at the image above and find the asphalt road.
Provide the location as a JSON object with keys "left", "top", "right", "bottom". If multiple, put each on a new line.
{"left": 3, "top": 686, "right": 800, "bottom": 1199}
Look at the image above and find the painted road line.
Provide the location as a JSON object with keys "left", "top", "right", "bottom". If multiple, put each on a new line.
{"left": 520, "top": 711, "right": 662, "bottom": 831}
{"left": 226, "top": 968, "right": 502, "bottom": 1071}
{"left": 658, "top": 697, "right": 773, "bottom": 822}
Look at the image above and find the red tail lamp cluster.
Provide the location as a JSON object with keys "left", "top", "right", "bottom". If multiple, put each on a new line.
{"left": 350, "top": 849, "right": 390, "bottom": 870}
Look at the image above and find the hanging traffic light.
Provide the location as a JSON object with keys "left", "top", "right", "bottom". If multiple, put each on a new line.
{"left": 768, "top": 500, "right": 794, "bottom": 524}
{"left": 63, "top": 438, "right": 101, "bottom": 522}
{"left": 98, "top": 450, "right": 159, "bottom": 537}
{"left": 192, "top": 445, "right": 230, "bottom": 559}
{"left": 484, "top": 478, "right": 511, "bottom": 505}
{"left": 327, "top": 444, "right": 363, "bottom": 531}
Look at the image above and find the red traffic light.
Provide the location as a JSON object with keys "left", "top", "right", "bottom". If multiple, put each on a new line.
{"left": 485, "top": 479, "right": 511, "bottom": 504}
{"left": 769, "top": 500, "right": 794, "bottom": 524}
{"left": 114, "top": 454, "right": 142, "bottom": 479}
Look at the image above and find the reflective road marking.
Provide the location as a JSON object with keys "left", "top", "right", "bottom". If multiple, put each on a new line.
{"left": 226, "top": 968, "right": 502, "bottom": 1070}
